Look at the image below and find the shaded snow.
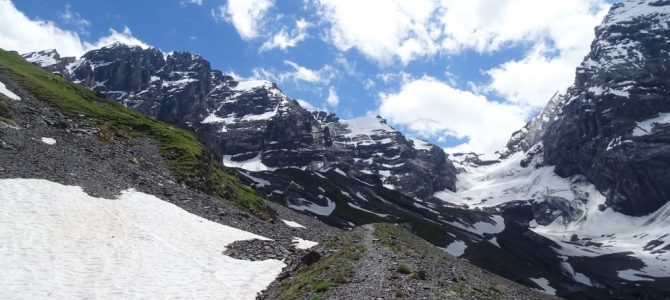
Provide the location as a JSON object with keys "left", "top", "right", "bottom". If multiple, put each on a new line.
{"left": 633, "top": 112, "right": 670, "bottom": 136}
{"left": 444, "top": 240, "right": 467, "bottom": 257}
{"left": 0, "top": 179, "right": 285, "bottom": 300}
{"left": 0, "top": 81, "right": 20, "bottom": 100}
{"left": 282, "top": 219, "right": 306, "bottom": 229}
{"left": 347, "top": 202, "right": 389, "bottom": 218}
{"left": 288, "top": 197, "right": 336, "bottom": 216}
{"left": 530, "top": 277, "right": 556, "bottom": 295}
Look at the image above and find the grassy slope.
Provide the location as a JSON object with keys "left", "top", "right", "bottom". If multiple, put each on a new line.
{"left": 0, "top": 49, "right": 274, "bottom": 220}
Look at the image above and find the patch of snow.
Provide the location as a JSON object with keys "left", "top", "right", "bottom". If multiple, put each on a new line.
{"left": 633, "top": 112, "right": 670, "bottom": 136}
{"left": 232, "top": 80, "right": 272, "bottom": 91}
{"left": 334, "top": 168, "right": 347, "bottom": 177}
{"left": 341, "top": 116, "right": 394, "bottom": 138}
{"left": 162, "top": 78, "right": 198, "bottom": 89}
{"left": 40, "top": 137, "right": 56, "bottom": 145}
{"left": 574, "top": 272, "right": 593, "bottom": 287}
{"left": 617, "top": 269, "right": 654, "bottom": 282}
{"left": 447, "top": 215, "right": 505, "bottom": 236}
{"left": 530, "top": 277, "right": 556, "bottom": 295}
{"left": 239, "top": 172, "right": 271, "bottom": 187}
{"left": 489, "top": 237, "right": 500, "bottom": 248}
{"left": 347, "top": 202, "right": 389, "bottom": 218}
{"left": 0, "top": 178, "right": 285, "bottom": 300}
{"left": 289, "top": 197, "right": 336, "bottom": 216}
{"left": 223, "top": 152, "right": 276, "bottom": 172}
{"left": 409, "top": 138, "right": 433, "bottom": 150}
{"left": 444, "top": 240, "right": 467, "bottom": 257}
{"left": 292, "top": 237, "right": 318, "bottom": 250}
{"left": 23, "top": 50, "right": 58, "bottom": 67}
{"left": 282, "top": 219, "right": 306, "bottom": 229}
{"left": 0, "top": 81, "right": 20, "bottom": 100}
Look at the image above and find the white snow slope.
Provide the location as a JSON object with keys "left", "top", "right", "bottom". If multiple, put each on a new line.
{"left": 0, "top": 178, "right": 286, "bottom": 299}
{"left": 435, "top": 147, "right": 670, "bottom": 282}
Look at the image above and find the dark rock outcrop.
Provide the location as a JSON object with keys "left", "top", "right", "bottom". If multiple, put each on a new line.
{"left": 506, "top": 0, "right": 670, "bottom": 217}
{"left": 22, "top": 43, "right": 456, "bottom": 201}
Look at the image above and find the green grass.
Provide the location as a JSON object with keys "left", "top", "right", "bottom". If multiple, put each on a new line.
{"left": 0, "top": 49, "right": 274, "bottom": 220}
{"left": 396, "top": 263, "right": 413, "bottom": 274}
{"left": 313, "top": 281, "right": 331, "bottom": 293}
{"left": 0, "top": 95, "right": 13, "bottom": 121}
{"left": 277, "top": 233, "right": 366, "bottom": 300}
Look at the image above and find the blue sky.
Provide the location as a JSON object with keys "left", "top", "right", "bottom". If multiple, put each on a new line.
{"left": 1, "top": 0, "right": 615, "bottom": 153}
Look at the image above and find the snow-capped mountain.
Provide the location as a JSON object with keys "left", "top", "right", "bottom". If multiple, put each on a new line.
{"left": 18, "top": 0, "right": 670, "bottom": 299}
{"left": 437, "top": 1, "right": 670, "bottom": 298}
{"left": 23, "top": 44, "right": 456, "bottom": 201}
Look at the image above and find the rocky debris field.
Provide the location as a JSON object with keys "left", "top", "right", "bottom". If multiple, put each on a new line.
{"left": 261, "top": 223, "right": 558, "bottom": 300}
{"left": 0, "top": 71, "right": 336, "bottom": 267}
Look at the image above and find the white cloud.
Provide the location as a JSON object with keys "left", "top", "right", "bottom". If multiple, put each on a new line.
{"left": 283, "top": 60, "right": 321, "bottom": 82}
{"left": 0, "top": 0, "right": 149, "bottom": 57}
{"left": 60, "top": 4, "right": 90, "bottom": 35}
{"left": 440, "top": 0, "right": 610, "bottom": 109}
{"left": 214, "top": 0, "right": 274, "bottom": 40}
{"left": 260, "top": 19, "right": 310, "bottom": 51}
{"left": 315, "top": 0, "right": 440, "bottom": 65}
{"left": 378, "top": 76, "right": 526, "bottom": 153}
{"left": 486, "top": 44, "right": 575, "bottom": 108}
{"left": 315, "top": 0, "right": 608, "bottom": 66}
{"left": 250, "top": 61, "right": 335, "bottom": 85}
{"left": 180, "top": 0, "right": 203, "bottom": 6}
{"left": 88, "top": 27, "right": 150, "bottom": 51}
{"left": 326, "top": 86, "right": 339, "bottom": 107}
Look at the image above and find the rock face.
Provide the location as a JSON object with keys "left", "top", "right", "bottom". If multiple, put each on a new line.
{"left": 509, "top": 0, "right": 670, "bottom": 217}
{"left": 22, "top": 43, "right": 456, "bottom": 201}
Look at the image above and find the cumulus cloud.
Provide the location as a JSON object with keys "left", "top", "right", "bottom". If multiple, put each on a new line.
{"left": 315, "top": 0, "right": 440, "bottom": 65}
{"left": 326, "top": 86, "right": 339, "bottom": 107}
{"left": 486, "top": 44, "right": 575, "bottom": 108}
{"left": 378, "top": 76, "right": 526, "bottom": 153}
{"left": 260, "top": 19, "right": 310, "bottom": 51}
{"left": 331, "top": 0, "right": 610, "bottom": 151}
{"left": 0, "top": 0, "right": 149, "bottom": 57}
{"left": 213, "top": 0, "right": 274, "bottom": 40}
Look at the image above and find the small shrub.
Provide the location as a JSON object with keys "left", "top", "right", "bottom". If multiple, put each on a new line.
{"left": 313, "top": 281, "right": 330, "bottom": 293}
{"left": 396, "top": 263, "right": 413, "bottom": 274}
{"left": 490, "top": 283, "right": 505, "bottom": 293}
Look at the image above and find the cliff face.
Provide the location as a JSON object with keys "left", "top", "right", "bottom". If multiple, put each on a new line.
{"left": 538, "top": 0, "right": 670, "bottom": 216}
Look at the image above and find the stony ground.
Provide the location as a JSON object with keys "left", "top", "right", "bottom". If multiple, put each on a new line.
{"left": 262, "top": 223, "right": 560, "bottom": 300}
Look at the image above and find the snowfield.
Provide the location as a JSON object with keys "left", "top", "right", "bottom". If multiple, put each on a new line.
{"left": 437, "top": 147, "right": 670, "bottom": 282}
{"left": 0, "top": 179, "right": 285, "bottom": 300}
{"left": 0, "top": 80, "right": 21, "bottom": 100}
